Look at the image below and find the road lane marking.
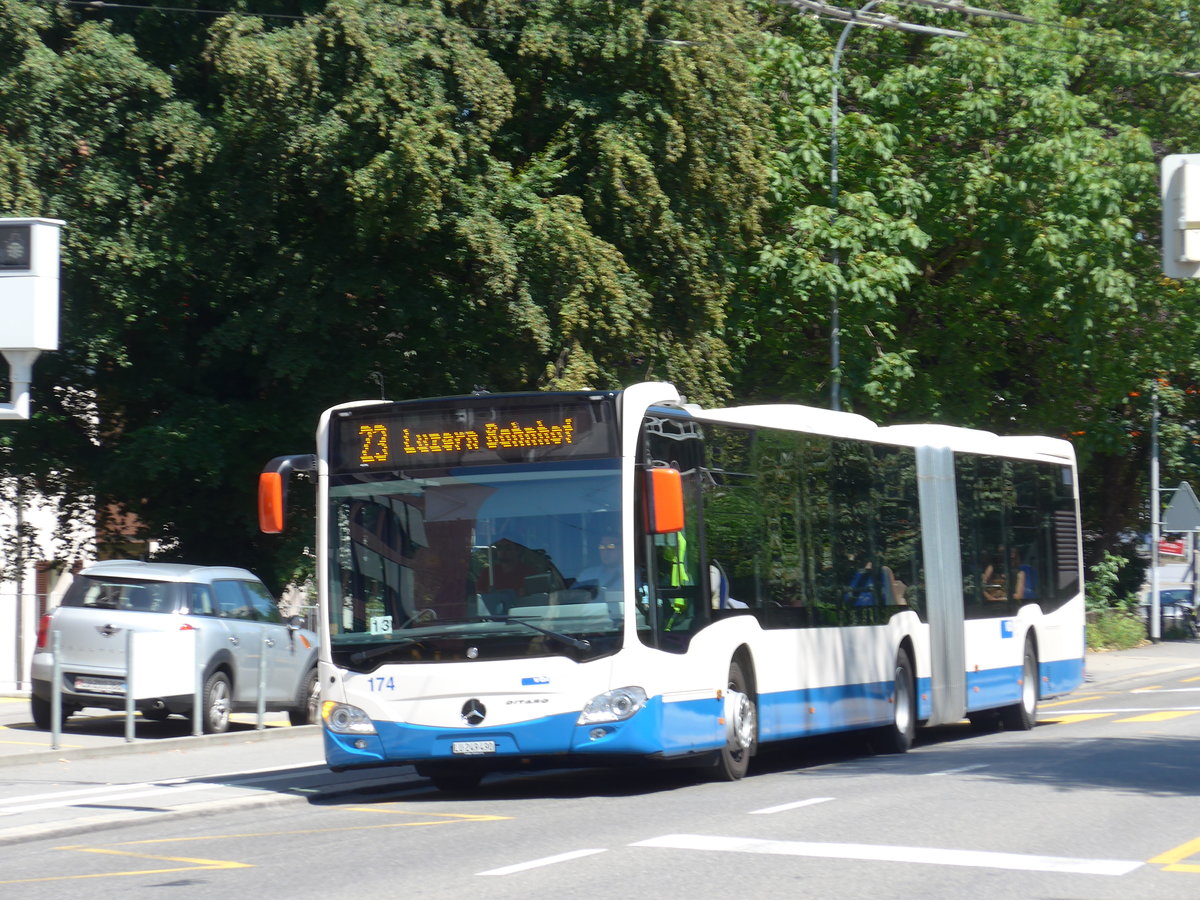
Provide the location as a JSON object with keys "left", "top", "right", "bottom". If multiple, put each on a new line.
{"left": 1040, "top": 693, "right": 1115, "bottom": 708}
{"left": 1114, "top": 710, "right": 1199, "bottom": 723}
{"left": 749, "top": 797, "right": 833, "bottom": 815}
{"left": 1038, "top": 713, "right": 1113, "bottom": 725}
{"left": 631, "top": 834, "right": 1143, "bottom": 876}
{"left": 1132, "top": 687, "right": 1200, "bottom": 694}
{"left": 0, "top": 782, "right": 212, "bottom": 816}
{"left": 1150, "top": 836, "right": 1200, "bottom": 873}
{"left": 344, "top": 807, "right": 511, "bottom": 824}
{"left": 0, "top": 846, "right": 250, "bottom": 885}
{"left": 1035, "top": 706, "right": 1200, "bottom": 714}
{"left": 477, "top": 849, "right": 607, "bottom": 876}
{"left": 924, "top": 765, "right": 987, "bottom": 776}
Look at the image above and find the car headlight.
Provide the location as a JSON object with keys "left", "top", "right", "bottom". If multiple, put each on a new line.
{"left": 322, "top": 701, "right": 377, "bottom": 734}
{"left": 577, "top": 686, "right": 647, "bottom": 725}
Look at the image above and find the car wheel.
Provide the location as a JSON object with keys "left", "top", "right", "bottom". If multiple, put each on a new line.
{"left": 30, "top": 694, "right": 70, "bottom": 730}
{"left": 203, "top": 671, "right": 232, "bottom": 734}
{"left": 288, "top": 668, "right": 320, "bottom": 726}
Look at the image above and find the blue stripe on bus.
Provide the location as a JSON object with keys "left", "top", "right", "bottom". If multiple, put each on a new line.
{"left": 964, "top": 656, "right": 1085, "bottom": 712}
{"left": 322, "top": 657, "right": 1086, "bottom": 770}
{"left": 756, "top": 679, "right": 901, "bottom": 741}
{"left": 322, "top": 695, "right": 729, "bottom": 770}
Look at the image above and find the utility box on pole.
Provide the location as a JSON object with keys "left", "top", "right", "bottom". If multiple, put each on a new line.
{"left": 0, "top": 218, "right": 63, "bottom": 351}
{"left": 1161, "top": 155, "right": 1200, "bottom": 279}
{"left": 0, "top": 217, "right": 64, "bottom": 421}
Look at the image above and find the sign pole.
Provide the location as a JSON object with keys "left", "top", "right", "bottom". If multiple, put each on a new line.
{"left": 1150, "top": 386, "right": 1161, "bottom": 641}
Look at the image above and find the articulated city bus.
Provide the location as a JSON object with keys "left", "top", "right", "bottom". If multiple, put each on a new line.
{"left": 259, "top": 382, "right": 1084, "bottom": 791}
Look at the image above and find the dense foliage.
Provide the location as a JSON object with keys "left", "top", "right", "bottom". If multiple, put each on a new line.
{"left": 1, "top": 0, "right": 1197, "bottom": 590}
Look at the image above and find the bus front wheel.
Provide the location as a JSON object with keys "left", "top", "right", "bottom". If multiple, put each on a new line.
{"left": 714, "top": 660, "right": 756, "bottom": 781}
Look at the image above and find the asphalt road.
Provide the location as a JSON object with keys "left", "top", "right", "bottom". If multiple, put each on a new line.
{"left": 0, "top": 641, "right": 1198, "bottom": 898}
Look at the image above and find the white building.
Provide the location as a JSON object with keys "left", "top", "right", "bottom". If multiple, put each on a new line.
{"left": 0, "top": 479, "right": 91, "bottom": 692}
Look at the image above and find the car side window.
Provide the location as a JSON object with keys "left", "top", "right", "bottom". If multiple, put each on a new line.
{"left": 244, "top": 582, "right": 282, "bottom": 624}
{"left": 213, "top": 580, "right": 252, "bottom": 619}
{"left": 189, "top": 584, "right": 218, "bottom": 616}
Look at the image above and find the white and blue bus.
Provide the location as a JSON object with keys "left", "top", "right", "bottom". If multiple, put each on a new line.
{"left": 259, "top": 382, "right": 1084, "bottom": 790}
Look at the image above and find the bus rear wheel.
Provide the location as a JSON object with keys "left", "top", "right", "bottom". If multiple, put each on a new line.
{"left": 1000, "top": 640, "right": 1039, "bottom": 731}
{"left": 714, "top": 660, "right": 756, "bottom": 781}
{"left": 874, "top": 647, "right": 916, "bottom": 754}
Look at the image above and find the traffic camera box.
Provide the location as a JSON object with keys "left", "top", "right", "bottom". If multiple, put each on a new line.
{"left": 0, "top": 218, "right": 64, "bottom": 351}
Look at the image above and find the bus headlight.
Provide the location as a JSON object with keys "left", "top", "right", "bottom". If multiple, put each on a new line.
{"left": 323, "top": 701, "right": 377, "bottom": 734}
{"left": 577, "top": 686, "right": 647, "bottom": 724}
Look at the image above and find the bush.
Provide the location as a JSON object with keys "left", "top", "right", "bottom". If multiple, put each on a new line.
{"left": 1087, "top": 609, "right": 1146, "bottom": 651}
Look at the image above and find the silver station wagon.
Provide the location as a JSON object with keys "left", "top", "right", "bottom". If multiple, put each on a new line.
{"left": 30, "top": 560, "right": 319, "bottom": 733}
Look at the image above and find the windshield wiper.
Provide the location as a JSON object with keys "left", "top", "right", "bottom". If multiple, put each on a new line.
{"left": 478, "top": 615, "right": 592, "bottom": 650}
{"left": 349, "top": 636, "right": 418, "bottom": 665}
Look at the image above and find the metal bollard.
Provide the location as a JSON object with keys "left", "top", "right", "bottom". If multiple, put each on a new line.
{"left": 256, "top": 631, "right": 268, "bottom": 730}
{"left": 193, "top": 627, "right": 203, "bottom": 736}
{"left": 125, "top": 629, "right": 136, "bottom": 742}
{"left": 50, "top": 631, "right": 61, "bottom": 751}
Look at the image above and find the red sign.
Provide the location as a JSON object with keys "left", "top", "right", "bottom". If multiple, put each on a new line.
{"left": 1160, "top": 539, "right": 1186, "bottom": 556}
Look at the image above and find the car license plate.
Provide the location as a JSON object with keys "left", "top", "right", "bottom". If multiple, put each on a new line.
{"left": 74, "top": 676, "right": 126, "bottom": 695}
{"left": 451, "top": 740, "right": 496, "bottom": 755}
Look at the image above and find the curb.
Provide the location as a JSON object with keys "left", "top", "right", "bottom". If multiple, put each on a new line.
{"left": 0, "top": 759, "right": 425, "bottom": 848}
{"left": 0, "top": 722, "right": 319, "bottom": 769}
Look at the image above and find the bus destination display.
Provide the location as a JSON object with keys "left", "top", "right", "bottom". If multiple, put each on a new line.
{"left": 330, "top": 396, "right": 618, "bottom": 472}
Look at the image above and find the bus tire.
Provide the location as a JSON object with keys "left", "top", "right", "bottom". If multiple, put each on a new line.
{"left": 1000, "top": 639, "right": 1038, "bottom": 731}
{"left": 714, "top": 660, "right": 756, "bottom": 781}
{"left": 874, "top": 647, "right": 916, "bottom": 754}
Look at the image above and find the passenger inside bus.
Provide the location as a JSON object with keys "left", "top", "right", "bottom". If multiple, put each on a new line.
{"left": 982, "top": 549, "right": 1025, "bottom": 602}
{"left": 573, "top": 534, "right": 622, "bottom": 589}
{"left": 844, "top": 556, "right": 906, "bottom": 607}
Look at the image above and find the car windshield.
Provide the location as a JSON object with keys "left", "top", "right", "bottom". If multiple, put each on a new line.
{"left": 326, "top": 460, "right": 624, "bottom": 664}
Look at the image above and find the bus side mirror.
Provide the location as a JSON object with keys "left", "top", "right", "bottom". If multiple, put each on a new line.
{"left": 258, "top": 454, "right": 316, "bottom": 534}
{"left": 644, "top": 467, "right": 684, "bottom": 534}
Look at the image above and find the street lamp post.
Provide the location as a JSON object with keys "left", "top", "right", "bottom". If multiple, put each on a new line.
{"left": 829, "top": 1, "right": 882, "bottom": 411}
{"left": 823, "top": 3, "right": 965, "bottom": 411}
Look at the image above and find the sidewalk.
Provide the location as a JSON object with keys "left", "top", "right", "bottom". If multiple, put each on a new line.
{"left": 0, "top": 695, "right": 305, "bottom": 766}
{"left": 1082, "top": 639, "right": 1200, "bottom": 686}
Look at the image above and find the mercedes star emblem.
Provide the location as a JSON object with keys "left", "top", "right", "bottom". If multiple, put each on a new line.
{"left": 461, "top": 698, "right": 486, "bottom": 726}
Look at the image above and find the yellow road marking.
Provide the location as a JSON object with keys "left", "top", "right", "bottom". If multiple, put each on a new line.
{"left": 1150, "top": 836, "right": 1200, "bottom": 873}
{"left": 1113, "top": 710, "right": 1199, "bottom": 723}
{"left": 88, "top": 807, "right": 513, "bottom": 848}
{"left": 1040, "top": 694, "right": 1113, "bottom": 708}
{"left": 0, "top": 847, "right": 250, "bottom": 885}
{"left": 343, "top": 807, "right": 511, "bottom": 823}
{"left": 1182, "top": 676, "right": 1200, "bottom": 683}
{"left": 1038, "top": 713, "right": 1112, "bottom": 725}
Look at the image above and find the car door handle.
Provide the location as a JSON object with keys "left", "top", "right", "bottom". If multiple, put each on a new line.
{"left": 264, "top": 638, "right": 275, "bottom": 648}
{"left": 228, "top": 636, "right": 239, "bottom": 646}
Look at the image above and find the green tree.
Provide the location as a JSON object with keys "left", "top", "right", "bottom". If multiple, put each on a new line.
{"left": 742, "top": 0, "right": 1200, "bottom": 562}
{"left": 1, "top": 0, "right": 770, "bottom": 586}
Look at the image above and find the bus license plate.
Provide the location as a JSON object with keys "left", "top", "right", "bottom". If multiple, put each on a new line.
{"left": 451, "top": 740, "right": 496, "bottom": 755}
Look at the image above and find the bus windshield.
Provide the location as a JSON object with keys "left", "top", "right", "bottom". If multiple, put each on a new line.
{"left": 327, "top": 461, "right": 625, "bottom": 667}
